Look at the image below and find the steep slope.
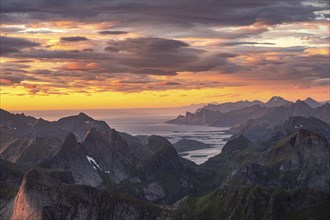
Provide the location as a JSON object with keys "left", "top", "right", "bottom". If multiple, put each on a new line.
{"left": 0, "top": 136, "right": 62, "bottom": 165}
{"left": 0, "top": 159, "right": 31, "bottom": 219}
{"left": 11, "top": 169, "right": 169, "bottom": 220}
{"left": 173, "top": 185, "right": 330, "bottom": 220}
{"left": 82, "top": 128, "right": 146, "bottom": 183}
{"left": 29, "top": 118, "right": 68, "bottom": 140}
{"left": 273, "top": 116, "right": 330, "bottom": 143}
{"left": 203, "top": 128, "right": 330, "bottom": 192}
{"left": 264, "top": 96, "right": 292, "bottom": 107}
{"left": 312, "top": 103, "right": 330, "bottom": 124}
{"left": 231, "top": 116, "right": 330, "bottom": 142}
{"left": 259, "top": 129, "right": 330, "bottom": 191}
{"left": 110, "top": 135, "right": 197, "bottom": 204}
{"left": 202, "top": 135, "right": 261, "bottom": 184}
{"left": 229, "top": 118, "right": 275, "bottom": 141}
{"left": 304, "top": 97, "right": 322, "bottom": 108}
{"left": 45, "top": 133, "right": 103, "bottom": 187}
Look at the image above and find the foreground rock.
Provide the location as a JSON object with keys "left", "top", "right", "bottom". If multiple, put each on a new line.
{"left": 173, "top": 185, "right": 330, "bottom": 220}
{"left": 11, "top": 169, "right": 170, "bottom": 220}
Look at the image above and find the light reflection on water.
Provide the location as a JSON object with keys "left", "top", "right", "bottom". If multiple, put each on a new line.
{"left": 17, "top": 108, "right": 231, "bottom": 165}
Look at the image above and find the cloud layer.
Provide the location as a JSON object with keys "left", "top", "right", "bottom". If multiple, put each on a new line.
{"left": 0, "top": 0, "right": 329, "bottom": 97}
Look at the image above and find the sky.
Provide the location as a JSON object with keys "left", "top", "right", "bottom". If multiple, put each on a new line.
{"left": 0, "top": 0, "right": 329, "bottom": 110}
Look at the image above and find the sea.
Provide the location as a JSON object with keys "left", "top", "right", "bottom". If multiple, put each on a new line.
{"left": 16, "top": 108, "right": 231, "bottom": 165}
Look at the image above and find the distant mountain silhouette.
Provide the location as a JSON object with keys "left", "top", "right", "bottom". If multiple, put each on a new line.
{"left": 304, "top": 97, "right": 322, "bottom": 108}
{"left": 195, "top": 96, "right": 292, "bottom": 113}
{"left": 264, "top": 96, "right": 292, "bottom": 107}
{"left": 167, "top": 100, "right": 330, "bottom": 127}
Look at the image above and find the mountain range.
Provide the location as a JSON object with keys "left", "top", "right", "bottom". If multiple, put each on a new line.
{"left": 167, "top": 97, "right": 330, "bottom": 127}
{"left": 196, "top": 97, "right": 322, "bottom": 113}
{"left": 1, "top": 105, "right": 329, "bottom": 219}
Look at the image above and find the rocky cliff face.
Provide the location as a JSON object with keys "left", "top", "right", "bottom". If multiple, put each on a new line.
{"left": 173, "top": 185, "right": 330, "bottom": 220}
{"left": 266, "top": 129, "right": 330, "bottom": 191}
{"left": 203, "top": 128, "right": 330, "bottom": 193}
{"left": 230, "top": 116, "right": 330, "bottom": 143}
{"left": 46, "top": 133, "right": 103, "bottom": 187}
{"left": 11, "top": 169, "right": 169, "bottom": 220}
{"left": 82, "top": 128, "right": 142, "bottom": 183}
{"left": 109, "top": 135, "right": 196, "bottom": 204}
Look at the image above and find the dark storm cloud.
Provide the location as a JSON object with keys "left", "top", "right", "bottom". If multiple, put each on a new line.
{"left": 104, "top": 46, "right": 120, "bottom": 53}
{"left": 3, "top": 35, "right": 238, "bottom": 81}
{"left": 83, "top": 48, "right": 94, "bottom": 52}
{"left": 60, "top": 36, "right": 89, "bottom": 42}
{"left": 228, "top": 46, "right": 330, "bottom": 86}
{"left": 99, "top": 31, "right": 128, "bottom": 35}
{"left": 215, "top": 53, "right": 240, "bottom": 58}
{"left": 0, "top": 26, "right": 25, "bottom": 33}
{"left": 0, "top": 36, "right": 40, "bottom": 55}
{"left": 106, "top": 37, "right": 189, "bottom": 54}
{"left": 133, "top": 69, "right": 177, "bottom": 76}
{"left": 221, "top": 42, "right": 275, "bottom": 46}
{"left": 235, "top": 46, "right": 307, "bottom": 54}
{"left": 1, "top": 66, "right": 39, "bottom": 85}
{"left": 0, "top": 0, "right": 324, "bottom": 28}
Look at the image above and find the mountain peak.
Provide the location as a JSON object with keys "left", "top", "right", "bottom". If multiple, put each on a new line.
{"left": 265, "top": 96, "right": 291, "bottom": 107}
{"left": 78, "top": 112, "right": 87, "bottom": 116}
{"left": 267, "top": 96, "right": 285, "bottom": 103}
{"left": 305, "top": 97, "right": 315, "bottom": 101}
{"left": 303, "top": 97, "right": 322, "bottom": 108}
{"left": 77, "top": 112, "right": 93, "bottom": 120}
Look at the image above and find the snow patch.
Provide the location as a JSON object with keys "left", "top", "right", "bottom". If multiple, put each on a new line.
{"left": 86, "top": 155, "right": 104, "bottom": 171}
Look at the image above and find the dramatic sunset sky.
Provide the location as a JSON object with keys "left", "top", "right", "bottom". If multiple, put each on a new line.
{"left": 1, "top": 0, "right": 329, "bottom": 110}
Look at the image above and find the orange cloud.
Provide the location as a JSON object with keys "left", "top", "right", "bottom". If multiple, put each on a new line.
{"left": 304, "top": 47, "right": 329, "bottom": 56}
{"left": 63, "top": 62, "right": 99, "bottom": 71}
